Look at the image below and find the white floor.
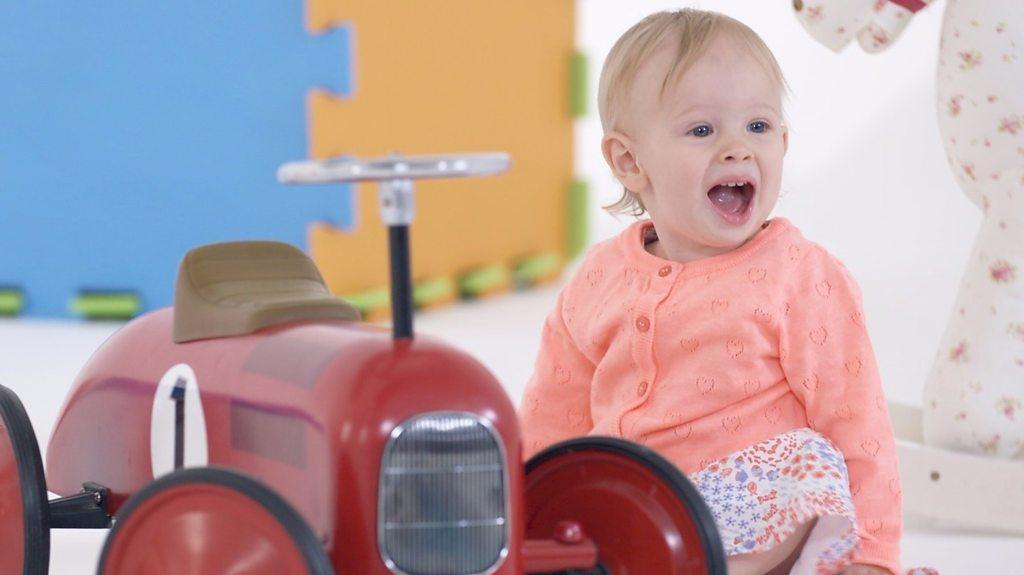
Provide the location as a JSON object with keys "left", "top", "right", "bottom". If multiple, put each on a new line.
{"left": 1, "top": 283, "right": 1022, "bottom": 574}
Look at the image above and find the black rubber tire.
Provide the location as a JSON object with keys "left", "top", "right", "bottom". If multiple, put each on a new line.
{"left": 97, "top": 466, "right": 335, "bottom": 575}
{"left": 0, "top": 384, "right": 50, "bottom": 575}
{"left": 526, "top": 436, "right": 727, "bottom": 575}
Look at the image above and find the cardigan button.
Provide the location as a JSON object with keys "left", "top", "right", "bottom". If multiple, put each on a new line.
{"left": 635, "top": 316, "right": 650, "bottom": 332}
{"left": 637, "top": 380, "right": 649, "bottom": 396}
{"left": 658, "top": 266, "right": 672, "bottom": 277}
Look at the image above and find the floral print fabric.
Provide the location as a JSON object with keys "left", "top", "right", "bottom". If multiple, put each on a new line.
{"left": 793, "top": 0, "right": 1024, "bottom": 462}
{"left": 692, "top": 428, "right": 860, "bottom": 574}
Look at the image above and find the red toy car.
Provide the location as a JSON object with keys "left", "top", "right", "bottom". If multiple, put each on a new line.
{"left": 0, "top": 153, "right": 726, "bottom": 574}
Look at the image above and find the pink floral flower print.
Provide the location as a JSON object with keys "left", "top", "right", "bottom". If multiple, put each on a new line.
{"left": 996, "top": 396, "right": 1021, "bottom": 421}
{"left": 949, "top": 340, "right": 969, "bottom": 364}
{"left": 998, "top": 115, "right": 1022, "bottom": 135}
{"left": 996, "top": 22, "right": 1006, "bottom": 34}
{"left": 977, "top": 434, "right": 1001, "bottom": 454}
{"left": 961, "top": 162, "right": 977, "bottom": 181}
{"left": 958, "top": 50, "right": 982, "bottom": 70}
{"left": 806, "top": 5, "right": 824, "bottom": 22}
{"left": 989, "top": 259, "right": 1017, "bottom": 283}
{"left": 947, "top": 95, "right": 964, "bottom": 117}
{"left": 869, "top": 27, "right": 891, "bottom": 47}
{"left": 1007, "top": 322, "right": 1024, "bottom": 342}
{"left": 873, "top": 0, "right": 886, "bottom": 11}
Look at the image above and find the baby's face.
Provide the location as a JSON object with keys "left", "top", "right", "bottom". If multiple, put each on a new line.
{"left": 621, "top": 34, "right": 787, "bottom": 256}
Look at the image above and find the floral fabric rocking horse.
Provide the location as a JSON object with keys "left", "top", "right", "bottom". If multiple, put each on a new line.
{"left": 792, "top": 0, "right": 1024, "bottom": 535}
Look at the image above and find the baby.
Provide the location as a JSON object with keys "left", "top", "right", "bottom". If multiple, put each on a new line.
{"left": 519, "top": 9, "right": 901, "bottom": 575}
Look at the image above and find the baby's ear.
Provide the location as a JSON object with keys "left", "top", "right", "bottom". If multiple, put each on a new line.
{"left": 602, "top": 131, "right": 648, "bottom": 193}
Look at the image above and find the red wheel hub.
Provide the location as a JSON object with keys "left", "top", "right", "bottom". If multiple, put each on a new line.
{"left": 0, "top": 384, "right": 49, "bottom": 575}
{"left": 0, "top": 416, "right": 26, "bottom": 574}
{"left": 525, "top": 438, "right": 726, "bottom": 574}
{"left": 99, "top": 467, "right": 333, "bottom": 575}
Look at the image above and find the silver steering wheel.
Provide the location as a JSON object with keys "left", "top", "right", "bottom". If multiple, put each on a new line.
{"left": 276, "top": 151, "right": 511, "bottom": 339}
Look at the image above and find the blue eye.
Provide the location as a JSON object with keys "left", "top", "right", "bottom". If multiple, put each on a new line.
{"left": 690, "top": 125, "right": 712, "bottom": 137}
{"left": 748, "top": 121, "right": 769, "bottom": 133}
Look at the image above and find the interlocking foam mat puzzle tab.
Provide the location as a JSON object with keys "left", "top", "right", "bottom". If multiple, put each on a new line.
{"left": 305, "top": 0, "right": 576, "bottom": 297}
{"left": 0, "top": 1, "right": 352, "bottom": 317}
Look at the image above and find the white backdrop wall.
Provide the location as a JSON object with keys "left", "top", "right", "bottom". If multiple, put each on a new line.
{"left": 576, "top": 0, "right": 975, "bottom": 406}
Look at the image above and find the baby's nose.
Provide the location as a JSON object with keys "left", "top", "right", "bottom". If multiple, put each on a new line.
{"left": 720, "top": 147, "right": 753, "bottom": 162}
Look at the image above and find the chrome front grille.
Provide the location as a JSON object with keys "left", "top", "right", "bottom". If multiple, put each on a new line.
{"left": 379, "top": 412, "right": 509, "bottom": 575}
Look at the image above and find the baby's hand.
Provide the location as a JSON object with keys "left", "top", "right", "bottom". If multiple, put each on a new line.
{"left": 841, "top": 564, "right": 892, "bottom": 575}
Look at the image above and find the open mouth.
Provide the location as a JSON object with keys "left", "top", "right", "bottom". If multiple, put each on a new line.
{"left": 707, "top": 181, "right": 755, "bottom": 225}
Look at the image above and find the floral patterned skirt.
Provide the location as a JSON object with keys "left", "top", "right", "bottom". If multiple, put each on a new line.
{"left": 691, "top": 428, "right": 859, "bottom": 575}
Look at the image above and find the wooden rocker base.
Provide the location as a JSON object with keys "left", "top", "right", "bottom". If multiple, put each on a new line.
{"left": 889, "top": 401, "right": 1024, "bottom": 535}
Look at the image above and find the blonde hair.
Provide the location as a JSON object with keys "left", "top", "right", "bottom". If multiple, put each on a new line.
{"left": 598, "top": 9, "right": 791, "bottom": 216}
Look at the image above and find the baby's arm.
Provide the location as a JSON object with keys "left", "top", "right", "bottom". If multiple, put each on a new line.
{"left": 779, "top": 247, "right": 902, "bottom": 575}
{"left": 519, "top": 286, "right": 596, "bottom": 460}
